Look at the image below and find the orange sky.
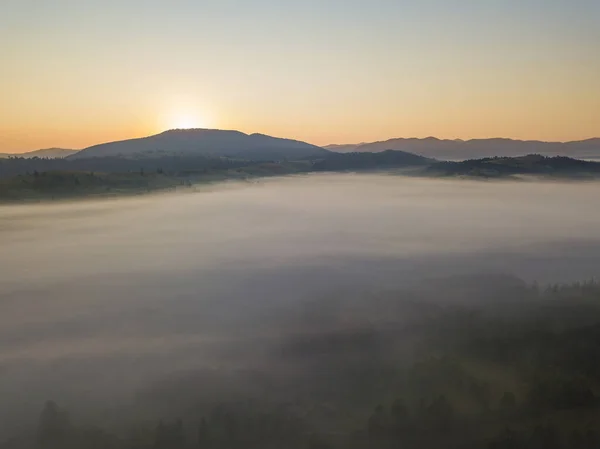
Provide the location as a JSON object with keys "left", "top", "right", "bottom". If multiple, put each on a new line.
{"left": 2, "top": 1, "right": 599, "bottom": 153}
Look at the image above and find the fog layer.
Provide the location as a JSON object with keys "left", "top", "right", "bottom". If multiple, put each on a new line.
{"left": 1, "top": 174, "right": 599, "bottom": 430}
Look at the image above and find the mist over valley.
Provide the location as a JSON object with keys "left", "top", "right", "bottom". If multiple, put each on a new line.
{"left": 2, "top": 174, "right": 600, "bottom": 447}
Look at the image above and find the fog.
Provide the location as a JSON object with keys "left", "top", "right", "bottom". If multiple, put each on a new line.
{"left": 1, "top": 173, "right": 600, "bottom": 434}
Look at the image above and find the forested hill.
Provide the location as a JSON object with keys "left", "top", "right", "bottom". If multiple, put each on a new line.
{"left": 0, "top": 150, "right": 432, "bottom": 180}
{"left": 0, "top": 150, "right": 433, "bottom": 202}
{"left": 312, "top": 150, "right": 433, "bottom": 171}
{"left": 2, "top": 152, "right": 600, "bottom": 203}
{"left": 427, "top": 154, "right": 600, "bottom": 178}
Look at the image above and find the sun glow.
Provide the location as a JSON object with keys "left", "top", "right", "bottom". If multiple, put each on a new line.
{"left": 159, "top": 99, "right": 216, "bottom": 132}
{"left": 168, "top": 114, "right": 208, "bottom": 130}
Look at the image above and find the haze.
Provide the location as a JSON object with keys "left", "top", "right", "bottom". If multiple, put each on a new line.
{"left": 2, "top": 0, "right": 599, "bottom": 152}
{"left": 1, "top": 174, "right": 600, "bottom": 433}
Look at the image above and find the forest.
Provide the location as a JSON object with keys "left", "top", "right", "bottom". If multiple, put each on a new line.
{"left": 5, "top": 277, "right": 600, "bottom": 448}
{"left": 0, "top": 156, "right": 315, "bottom": 202}
{"left": 427, "top": 155, "right": 600, "bottom": 178}
{"left": 2, "top": 152, "right": 600, "bottom": 202}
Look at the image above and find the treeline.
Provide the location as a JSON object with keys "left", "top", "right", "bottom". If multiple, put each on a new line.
{"left": 0, "top": 156, "right": 252, "bottom": 179}
{"left": 31, "top": 400, "right": 313, "bottom": 449}
{"left": 6, "top": 278, "right": 600, "bottom": 448}
{"left": 0, "top": 150, "right": 435, "bottom": 180}
{"left": 311, "top": 150, "right": 432, "bottom": 171}
{"left": 427, "top": 154, "right": 600, "bottom": 178}
{"left": 0, "top": 151, "right": 441, "bottom": 201}
{"left": 2, "top": 152, "right": 600, "bottom": 197}
{"left": 0, "top": 170, "right": 199, "bottom": 202}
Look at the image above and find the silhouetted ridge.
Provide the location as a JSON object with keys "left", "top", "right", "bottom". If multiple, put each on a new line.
{"left": 0, "top": 148, "right": 78, "bottom": 159}
{"left": 70, "top": 129, "right": 329, "bottom": 160}
{"left": 427, "top": 154, "right": 600, "bottom": 177}
{"left": 325, "top": 137, "right": 600, "bottom": 160}
{"left": 313, "top": 150, "right": 433, "bottom": 171}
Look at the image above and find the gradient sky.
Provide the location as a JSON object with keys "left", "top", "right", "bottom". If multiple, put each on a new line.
{"left": 1, "top": 0, "right": 599, "bottom": 152}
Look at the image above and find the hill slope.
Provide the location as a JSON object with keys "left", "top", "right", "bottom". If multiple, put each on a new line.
{"left": 71, "top": 129, "right": 328, "bottom": 160}
{"left": 313, "top": 149, "right": 433, "bottom": 171}
{"left": 0, "top": 148, "right": 78, "bottom": 159}
{"left": 427, "top": 154, "right": 600, "bottom": 178}
{"left": 325, "top": 137, "right": 600, "bottom": 161}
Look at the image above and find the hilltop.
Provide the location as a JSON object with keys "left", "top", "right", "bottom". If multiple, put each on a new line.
{"left": 70, "top": 129, "right": 328, "bottom": 160}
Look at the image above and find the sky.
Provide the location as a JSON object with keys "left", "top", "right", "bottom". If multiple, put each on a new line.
{"left": 1, "top": 0, "right": 599, "bottom": 153}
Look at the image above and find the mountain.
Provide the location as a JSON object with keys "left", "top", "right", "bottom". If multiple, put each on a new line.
{"left": 325, "top": 137, "right": 600, "bottom": 161}
{"left": 313, "top": 150, "right": 433, "bottom": 171}
{"left": 427, "top": 154, "right": 600, "bottom": 178}
{"left": 0, "top": 148, "right": 79, "bottom": 159}
{"left": 70, "top": 129, "right": 329, "bottom": 160}
{"left": 323, "top": 143, "right": 367, "bottom": 153}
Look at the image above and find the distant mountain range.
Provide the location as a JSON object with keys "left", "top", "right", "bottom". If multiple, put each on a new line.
{"left": 0, "top": 148, "right": 79, "bottom": 159}
{"left": 325, "top": 137, "right": 600, "bottom": 161}
{"left": 5, "top": 133, "right": 600, "bottom": 162}
{"left": 69, "top": 129, "right": 328, "bottom": 160}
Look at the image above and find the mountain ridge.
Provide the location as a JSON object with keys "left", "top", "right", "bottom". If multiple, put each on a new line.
{"left": 70, "top": 128, "right": 328, "bottom": 160}
{"left": 325, "top": 137, "right": 600, "bottom": 160}
{"left": 0, "top": 148, "right": 79, "bottom": 159}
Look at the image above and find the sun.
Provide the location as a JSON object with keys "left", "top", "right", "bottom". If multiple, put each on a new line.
{"left": 168, "top": 114, "right": 206, "bottom": 130}
{"left": 159, "top": 103, "right": 215, "bottom": 131}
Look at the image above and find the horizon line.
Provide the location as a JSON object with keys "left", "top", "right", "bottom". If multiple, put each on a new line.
{"left": 3, "top": 129, "right": 600, "bottom": 155}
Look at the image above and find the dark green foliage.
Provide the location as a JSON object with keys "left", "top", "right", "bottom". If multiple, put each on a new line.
{"left": 428, "top": 154, "right": 600, "bottom": 178}
{"left": 499, "top": 392, "right": 516, "bottom": 413}
{"left": 0, "top": 157, "right": 314, "bottom": 202}
{"left": 312, "top": 150, "right": 433, "bottom": 171}
{"left": 367, "top": 405, "right": 387, "bottom": 439}
{"left": 390, "top": 398, "right": 410, "bottom": 434}
{"left": 0, "top": 150, "right": 435, "bottom": 202}
{"left": 488, "top": 427, "right": 523, "bottom": 449}
{"left": 528, "top": 424, "right": 562, "bottom": 449}
{"left": 0, "top": 155, "right": 250, "bottom": 179}
{"left": 153, "top": 420, "right": 184, "bottom": 449}
{"left": 37, "top": 401, "right": 71, "bottom": 449}
{"left": 422, "top": 395, "right": 454, "bottom": 433}
{"left": 3, "top": 151, "right": 600, "bottom": 202}
{"left": 306, "top": 434, "right": 333, "bottom": 449}
{"left": 8, "top": 279, "right": 600, "bottom": 449}
{"left": 197, "top": 418, "right": 209, "bottom": 448}
{"left": 528, "top": 374, "right": 596, "bottom": 410}
{"left": 194, "top": 403, "right": 308, "bottom": 449}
